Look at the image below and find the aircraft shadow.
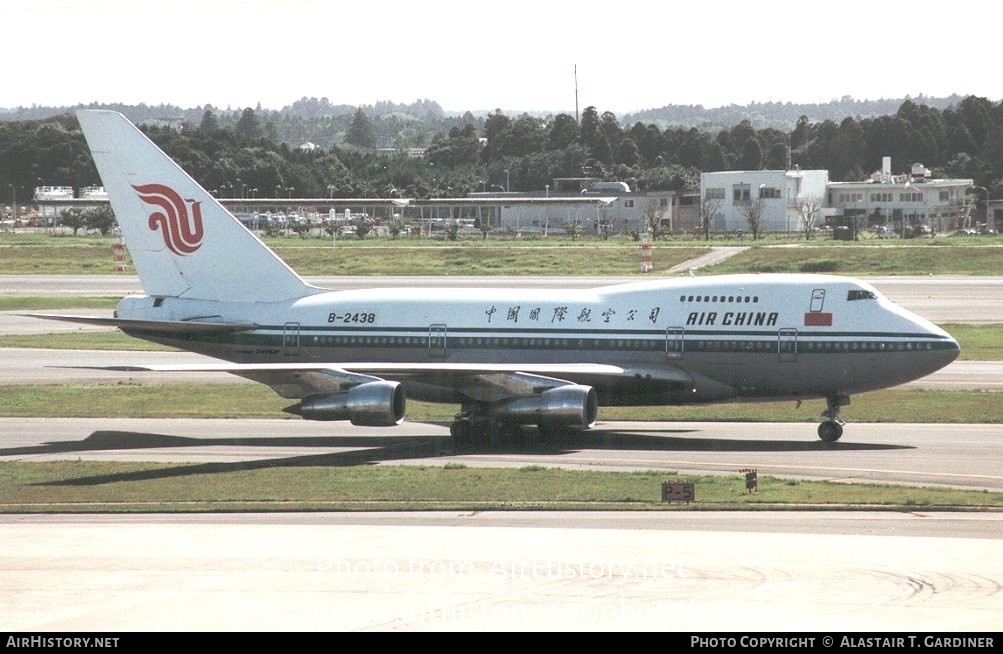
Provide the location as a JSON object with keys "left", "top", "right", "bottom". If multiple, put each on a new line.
{"left": 2, "top": 430, "right": 408, "bottom": 457}
{"left": 549, "top": 429, "right": 911, "bottom": 453}
{"left": 15, "top": 424, "right": 911, "bottom": 487}
{"left": 32, "top": 430, "right": 453, "bottom": 486}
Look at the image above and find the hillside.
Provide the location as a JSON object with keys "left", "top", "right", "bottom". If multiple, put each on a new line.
{"left": 0, "top": 94, "right": 976, "bottom": 147}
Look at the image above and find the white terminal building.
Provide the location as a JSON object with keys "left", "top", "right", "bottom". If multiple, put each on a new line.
{"left": 700, "top": 168, "right": 830, "bottom": 234}
{"left": 699, "top": 157, "right": 975, "bottom": 236}
{"left": 32, "top": 186, "right": 75, "bottom": 217}
{"left": 825, "top": 158, "right": 973, "bottom": 235}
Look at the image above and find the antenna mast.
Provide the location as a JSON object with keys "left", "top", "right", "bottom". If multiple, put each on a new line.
{"left": 574, "top": 65, "right": 579, "bottom": 124}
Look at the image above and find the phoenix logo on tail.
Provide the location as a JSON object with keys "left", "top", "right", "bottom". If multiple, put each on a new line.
{"left": 133, "top": 183, "right": 204, "bottom": 255}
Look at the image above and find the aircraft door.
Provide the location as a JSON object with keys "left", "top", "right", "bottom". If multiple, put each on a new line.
{"left": 283, "top": 322, "right": 300, "bottom": 358}
{"left": 778, "top": 328, "right": 798, "bottom": 363}
{"left": 809, "top": 289, "right": 826, "bottom": 312}
{"left": 428, "top": 324, "right": 447, "bottom": 358}
{"left": 665, "top": 326, "right": 684, "bottom": 359}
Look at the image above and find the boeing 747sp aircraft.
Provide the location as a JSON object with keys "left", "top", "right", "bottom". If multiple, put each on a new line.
{"left": 38, "top": 110, "right": 960, "bottom": 443}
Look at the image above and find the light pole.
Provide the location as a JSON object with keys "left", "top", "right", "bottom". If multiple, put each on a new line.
{"left": 503, "top": 169, "right": 510, "bottom": 193}
{"left": 544, "top": 184, "right": 550, "bottom": 236}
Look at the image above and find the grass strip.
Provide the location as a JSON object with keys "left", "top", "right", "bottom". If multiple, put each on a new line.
{"left": 0, "top": 463, "right": 999, "bottom": 513}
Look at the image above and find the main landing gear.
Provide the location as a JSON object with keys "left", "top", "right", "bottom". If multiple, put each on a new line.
{"left": 449, "top": 411, "right": 568, "bottom": 448}
{"left": 818, "top": 394, "right": 849, "bottom": 443}
{"left": 450, "top": 414, "right": 523, "bottom": 447}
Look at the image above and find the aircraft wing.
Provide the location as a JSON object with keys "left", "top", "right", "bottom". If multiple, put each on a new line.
{"left": 30, "top": 310, "right": 692, "bottom": 402}
{"left": 85, "top": 361, "right": 689, "bottom": 402}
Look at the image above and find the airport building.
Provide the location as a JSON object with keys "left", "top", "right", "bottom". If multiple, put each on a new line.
{"left": 698, "top": 158, "right": 977, "bottom": 237}
{"left": 33, "top": 186, "right": 75, "bottom": 218}
{"left": 700, "top": 169, "right": 830, "bottom": 235}
{"left": 825, "top": 159, "right": 974, "bottom": 236}
{"left": 468, "top": 179, "right": 677, "bottom": 236}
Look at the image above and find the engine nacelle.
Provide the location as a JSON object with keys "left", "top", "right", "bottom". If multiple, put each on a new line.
{"left": 492, "top": 385, "right": 598, "bottom": 427}
{"left": 290, "top": 381, "right": 406, "bottom": 426}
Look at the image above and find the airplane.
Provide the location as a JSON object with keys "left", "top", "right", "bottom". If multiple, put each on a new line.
{"left": 33, "top": 110, "right": 961, "bottom": 444}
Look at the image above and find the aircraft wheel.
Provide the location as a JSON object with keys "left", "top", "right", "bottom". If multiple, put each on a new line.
{"left": 496, "top": 421, "right": 523, "bottom": 443}
{"left": 450, "top": 420, "right": 473, "bottom": 448}
{"left": 817, "top": 421, "right": 844, "bottom": 443}
{"left": 535, "top": 423, "right": 563, "bottom": 442}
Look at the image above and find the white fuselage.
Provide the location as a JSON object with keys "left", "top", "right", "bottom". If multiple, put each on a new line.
{"left": 114, "top": 274, "right": 959, "bottom": 406}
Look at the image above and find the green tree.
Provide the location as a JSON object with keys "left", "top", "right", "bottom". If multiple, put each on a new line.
{"left": 235, "top": 108, "right": 261, "bottom": 141}
{"left": 354, "top": 216, "right": 373, "bottom": 239}
{"left": 615, "top": 138, "right": 639, "bottom": 167}
{"left": 482, "top": 110, "right": 512, "bottom": 162}
{"left": 634, "top": 123, "right": 665, "bottom": 167}
{"left": 579, "top": 106, "right": 601, "bottom": 152}
{"left": 679, "top": 128, "right": 712, "bottom": 169}
{"left": 426, "top": 124, "right": 480, "bottom": 166}
{"left": 345, "top": 108, "right": 376, "bottom": 148}
{"left": 85, "top": 205, "right": 116, "bottom": 235}
{"left": 199, "top": 109, "right": 220, "bottom": 133}
{"left": 562, "top": 221, "right": 584, "bottom": 240}
{"left": 738, "top": 137, "right": 763, "bottom": 170}
{"left": 599, "top": 111, "right": 623, "bottom": 154}
{"left": 60, "top": 208, "right": 88, "bottom": 235}
{"left": 498, "top": 114, "right": 547, "bottom": 158}
{"left": 764, "top": 140, "right": 788, "bottom": 170}
{"left": 547, "top": 114, "right": 579, "bottom": 150}
{"left": 705, "top": 142, "right": 728, "bottom": 172}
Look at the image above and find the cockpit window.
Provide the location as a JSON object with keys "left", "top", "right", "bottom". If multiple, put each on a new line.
{"left": 847, "top": 289, "right": 877, "bottom": 301}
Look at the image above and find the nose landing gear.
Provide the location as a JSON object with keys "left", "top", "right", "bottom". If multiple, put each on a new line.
{"left": 818, "top": 394, "right": 849, "bottom": 442}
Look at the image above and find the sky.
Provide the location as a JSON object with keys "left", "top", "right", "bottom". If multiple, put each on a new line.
{"left": 3, "top": 0, "right": 1000, "bottom": 116}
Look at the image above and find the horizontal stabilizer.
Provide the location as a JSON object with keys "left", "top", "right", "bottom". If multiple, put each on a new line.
{"left": 23, "top": 313, "right": 255, "bottom": 335}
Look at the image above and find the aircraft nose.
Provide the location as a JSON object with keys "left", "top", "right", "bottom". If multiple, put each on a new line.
{"left": 943, "top": 334, "right": 961, "bottom": 362}
{"left": 928, "top": 328, "right": 961, "bottom": 370}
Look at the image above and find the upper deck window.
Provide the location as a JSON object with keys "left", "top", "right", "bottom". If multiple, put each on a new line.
{"left": 847, "top": 289, "right": 878, "bottom": 301}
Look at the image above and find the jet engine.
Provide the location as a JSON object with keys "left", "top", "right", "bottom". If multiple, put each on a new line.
{"left": 491, "top": 384, "right": 598, "bottom": 427}
{"left": 286, "top": 381, "right": 406, "bottom": 426}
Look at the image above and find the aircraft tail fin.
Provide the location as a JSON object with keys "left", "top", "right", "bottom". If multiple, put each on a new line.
{"left": 76, "top": 110, "right": 314, "bottom": 302}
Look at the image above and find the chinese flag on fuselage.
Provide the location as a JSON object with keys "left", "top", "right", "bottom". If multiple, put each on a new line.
{"left": 804, "top": 312, "right": 833, "bottom": 327}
